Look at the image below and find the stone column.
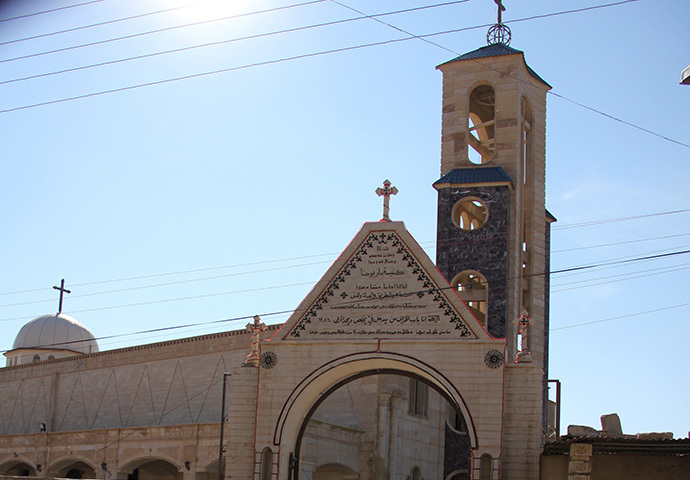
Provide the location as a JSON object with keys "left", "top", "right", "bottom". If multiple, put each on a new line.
{"left": 226, "top": 366, "right": 260, "bottom": 480}
{"left": 375, "top": 393, "right": 392, "bottom": 480}
{"left": 568, "top": 443, "right": 592, "bottom": 480}
{"left": 387, "top": 396, "right": 403, "bottom": 480}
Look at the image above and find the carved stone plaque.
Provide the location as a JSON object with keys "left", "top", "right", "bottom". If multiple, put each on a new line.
{"left": 288, "top": 232, "right": 473, "bottom": 339}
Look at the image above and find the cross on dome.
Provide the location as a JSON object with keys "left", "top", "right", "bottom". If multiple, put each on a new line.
{"left": 375, "top": 179, "right": 398, "bottom": 222}
{"left": 53, "top": 278, "right": 71, "bottom": 314}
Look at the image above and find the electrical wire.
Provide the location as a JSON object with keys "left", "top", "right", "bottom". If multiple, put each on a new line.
{"left": 2, "top": 0, "right": 677, "bottom": 156}
{"left": 0, "top": 260, "right": 332, "bottom": 309}
{"left": 0, "top": 1, "right": 473, "bottom": 87}
{"left": 331, "top": 0, "right": 689, "bottom": 150}
{"left": 1, "top": 245, "right": 689, "bottom": 330}
{"left": 551, "top": 232, "right": 690, "bottom": 253}
{"left": 1, "top": 208, "right": 688, "bottom": 303}
{"left": 0, "top": 281, "right": 316, "bottom": 323}
{"left": 551, "top": 302, "right": 690, "bottom": 331}
{"left": 0, "top": 0, "right": 326, "bottom": 46}
{"left": 0, "top": 0, "right": 104, "bottom": 23}
{"left": 0, "top": 0, "right": 467, "bottom": 65}
{"left": 4, "top": 258, "right": 689, "bottom": 352}
{"left": 551, "top": 262, "right": 690, "bottom": 292}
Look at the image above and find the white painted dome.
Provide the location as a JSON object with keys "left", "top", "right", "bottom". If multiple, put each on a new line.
{"left": 12, "top": 313, "right": 99, "bottom": 355}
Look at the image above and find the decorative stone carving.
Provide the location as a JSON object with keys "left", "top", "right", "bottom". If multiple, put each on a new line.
{"left": 484, "top": 349, "right": 504, "bottom": 369}
{"left": 260, "top": 351, "right": 277, "bottom": 369}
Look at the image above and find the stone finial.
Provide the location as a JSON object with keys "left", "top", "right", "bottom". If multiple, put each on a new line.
{"left": 241, "top": 315, "right": 266, "bottom": 367}
{"left": 600, "top": 413, "right": 623, "bottom": 435}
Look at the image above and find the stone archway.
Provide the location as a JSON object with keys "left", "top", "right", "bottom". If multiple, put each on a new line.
{"left": 0, "top": 460, "right": 37, "bottom": 477}
{"left": 118, "top": 458, "right": 182, "bottom": 480}
{"left": 48, "top": 459, "right": 98, "bottom": 479}
{"left": 313, "top": 464, "right": 359, "bottom": 480}
{"left": 273, "top": 352, "right": 478, "bottom": 479}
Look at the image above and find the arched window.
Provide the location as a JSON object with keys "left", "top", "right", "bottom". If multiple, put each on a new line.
{"left": 468, "top": 85, "right": 496, "bottom": 164}
{"left": 411, "top": 467, "right": 422, "bottom": 480}
{"left": 408, "top": 379, "right": 428, "bottom": 416}
{"left": 260, "top": 447, "right": 273, "bottom": 480}
{"left": 32, "top": 354, "right": 40, "bottom": 362}
{"left": 447, "top": 406, "right": 467, "bottom": 434}
{"left": 480, "top": 454, "right": 492, "bottom": 480}
{"left": 452, "top": 271, "right": 488, "bottom": 327}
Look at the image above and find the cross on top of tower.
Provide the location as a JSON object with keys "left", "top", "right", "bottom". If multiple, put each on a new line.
{"left": 487, "top": 0, "right": 512, "bottom": 46}
{"left": 375, "top": 179, "right": 398, "bottom": 222}
{"left": 53, "top": 278, "right": 71, "bottom": 314}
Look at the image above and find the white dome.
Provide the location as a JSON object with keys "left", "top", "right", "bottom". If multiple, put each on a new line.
{"left": 12, "top": 313, "right": 99, "bottom": 355}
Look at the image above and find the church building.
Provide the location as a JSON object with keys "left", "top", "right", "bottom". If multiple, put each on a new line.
{"left": 0, "top": 17, "right": 557, "bottom": 480}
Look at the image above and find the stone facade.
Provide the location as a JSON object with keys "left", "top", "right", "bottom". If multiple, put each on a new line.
{"left": 0, "top": 43, "right": 554, "bottom": 480}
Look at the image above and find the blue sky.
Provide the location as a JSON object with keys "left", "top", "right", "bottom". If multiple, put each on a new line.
{"left": 1, "top": 0, "right": 688, "bottom": 437}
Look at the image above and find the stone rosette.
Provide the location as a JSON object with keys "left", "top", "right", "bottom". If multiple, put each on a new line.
{"left": 484, "top": 349, "right": 504, "bottom": 369}
{"left": 260, "top": 351, "right": 277, "bottom": 369}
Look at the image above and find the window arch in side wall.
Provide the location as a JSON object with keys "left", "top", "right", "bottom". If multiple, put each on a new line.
{"left": 410, "top": 466, "right": 422, "bottom": 480}
{"left": 468, "top": 84, "right": 496, "bottom": 164}
{"left": 259, "top": 447, "right": 273, "bottom": 480}
{"left": 480, "top": 454, "right": 493, "bottom": 480}
{"left": 451, "top": 271, "right": 488, "bottom": 327}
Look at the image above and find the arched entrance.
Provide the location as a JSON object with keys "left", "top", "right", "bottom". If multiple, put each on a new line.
{"left": 313, "top": 464, "right": 359, "bottom": 480}
{"left": 48, "top": 459, "right": 97, "bottom": 479}
{"left": 274, "top": 352, "right": 477, "bottom": 479}
{"left": 119, "top": 458, "right": 182, "bottom": 480}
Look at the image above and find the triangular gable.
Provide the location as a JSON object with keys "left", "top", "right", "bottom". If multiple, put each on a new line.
{"left": 279, "top": 222, "right": 489, "bottom": 341}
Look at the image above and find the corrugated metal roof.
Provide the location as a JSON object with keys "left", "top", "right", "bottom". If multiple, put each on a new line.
{"left": 543, "top": 436, "right": 690, "bottom": 455}
{"left": 433, "top": 166, "right": 513, "bottom": 187}
{"left": 438, "top": 43, "right": 551, "bottom": 88}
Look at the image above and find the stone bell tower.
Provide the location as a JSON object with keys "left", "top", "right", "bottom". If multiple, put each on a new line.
{"left": 433, "top": 12, "right": 554, "bottom": 478}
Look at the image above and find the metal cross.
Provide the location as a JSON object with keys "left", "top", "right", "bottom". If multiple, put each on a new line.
{"left": 53, "top": 278, "right": 71, "bottom": 314}
{"left": 495, "top": 0, "right": 506, "bottom": 24}
{"left": 375, "top": 179, "right": 398, "bottom": 222}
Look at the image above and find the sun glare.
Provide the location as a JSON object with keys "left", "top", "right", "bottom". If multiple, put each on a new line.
{"left": 162, "top": 0, "right": 251, "bottom": 23}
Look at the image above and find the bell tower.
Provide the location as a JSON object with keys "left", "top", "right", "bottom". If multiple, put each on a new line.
{"left": 434, "top": 10, "right": 554, "bottom": 478}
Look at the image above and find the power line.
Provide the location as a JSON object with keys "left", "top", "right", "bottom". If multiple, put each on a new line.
{"left": 0, "top": 0, "right": 104, "bottom": 23}
{"left": 551, "top": 209, "right": 690, "bottom": 230}
{"left": 0, "top": 0, "right": 325, "bottom": 46}
{"left": 0, "top": 1, "right": 472, "bottom": 86}
{"left": 334, "top": 0, "right": 688, "bottom": 150}
{"left": 551, "top": 262, "right": 690, "bottom": 292}
{"left": 551, "top": 232, "right": 690, "bottom": 253}
{"left": 552, "top": 302, "right": 690, "bottom": 331}
{"left": 0, "top": 0, "right": 464, "bottom": 65}
{"left": 0, "top": 311, "right": 291, "bottom": 353}
{"left": 1, "top": 208, "right": 688, "bottom": 302}
{"left": 548, "top": 91, "right": 690, "bottom": 149}
{"left": 0, "top": 260, "right": 332, "bottom": 308}
{"left": 2, "top": 246, "right": 688, "bottom": 325}
{"left": 0, "top": 0, "right": 658, "bottom": 126}
{"left": 0, "top": 252, "right": 339, "bottom": 297}
{"left": 547, "top": 249, "right": 690, "bottom": 276}
{"left": 5, "top": 259, "right": 689, "bottom": 353}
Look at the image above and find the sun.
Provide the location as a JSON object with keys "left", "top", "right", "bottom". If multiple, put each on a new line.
{"left": 160, "top": 0, "right": 251, "bottom": 24}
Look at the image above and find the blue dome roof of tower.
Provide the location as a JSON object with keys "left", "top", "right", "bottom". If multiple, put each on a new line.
{"left": 438, "top": 44, "right": 551, "bottom": 88}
